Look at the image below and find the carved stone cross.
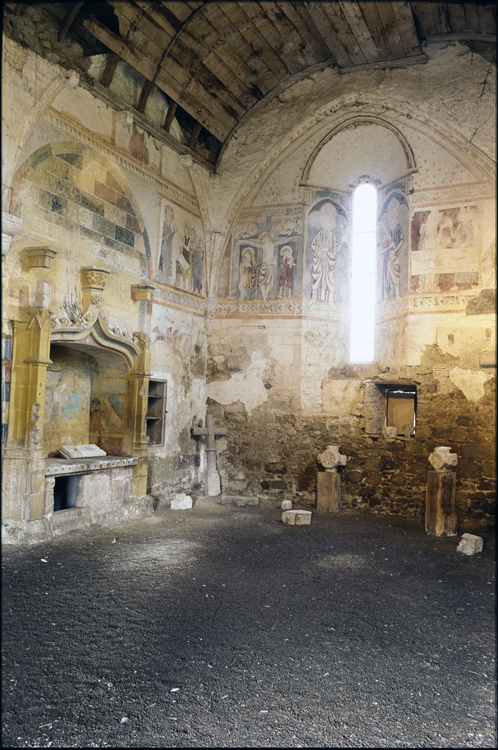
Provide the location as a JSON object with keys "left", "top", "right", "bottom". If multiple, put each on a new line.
{"left": 192, "top": 414, "right": 227, "bottom": 496}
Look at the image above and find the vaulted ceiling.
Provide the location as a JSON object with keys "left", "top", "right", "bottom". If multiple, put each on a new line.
{"left": 5, "top": 2, "right": 497, "bottom": 169}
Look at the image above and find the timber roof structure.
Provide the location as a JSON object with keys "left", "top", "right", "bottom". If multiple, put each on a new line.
{"left": 4, "top": 2, "right": 497, "bottom": 169}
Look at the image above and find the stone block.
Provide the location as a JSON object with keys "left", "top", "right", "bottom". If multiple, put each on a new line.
{"left": 281, "top": 500, "right": 292, "bottom": 510}
{"left": 282, "top": 510, "right": 312, "bottom": 525}
{"left": 58, "top": 444, "right": 107, "bottom": 459}
{"left": 457, "top": 533, "right": 483, "bottom": 556}
{"left": 171, "top": 493, "right": 192, "bottom": 509}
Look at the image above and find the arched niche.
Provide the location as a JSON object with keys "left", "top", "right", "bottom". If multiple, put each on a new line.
{"left": 301, "top": 117, "right": 416, "bottom": 191}
{"left": 4, "top": 309, "right": 150, "bottom": 521}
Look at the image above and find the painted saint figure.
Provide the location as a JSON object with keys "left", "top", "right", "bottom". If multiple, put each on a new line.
{"left": 258, "top": 232, "right": 276, "bottom": 305}
{"left": 238, "top": 246, "right": 257, "bottom": 299}
{"left": 380, "top": 198, "right": 404, "bottom": 299}
{"left": 278, "top": 245, "right": 295, "bottom": 297}
{"left": 158, "top": 204, "right": 176, "bottom": 281}
{"left": 310, "top": 203, "right": 338, "bottom": 302}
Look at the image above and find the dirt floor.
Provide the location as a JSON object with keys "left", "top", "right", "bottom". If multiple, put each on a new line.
{"left": 2, "top": 499, "right": 496, "bottom": 748}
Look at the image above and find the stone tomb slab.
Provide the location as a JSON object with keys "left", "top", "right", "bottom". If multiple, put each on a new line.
{"left": 58, "top": 444, "right": 107, "bottom": 459}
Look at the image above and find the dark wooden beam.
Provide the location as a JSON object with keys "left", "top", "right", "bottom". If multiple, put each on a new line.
{"left": 186, "top": 122, "right": 203, "bottom": 150}
{"left": 163, "top": 101, "right": 178, "bottom": 133}
{"left": 136, "top": 78, "right": 154, "bottom": 114}
{"left": 78, "top": 73, "right": 215, "bottom": 172}
{"left": 100, "top": 53, "right": 120, "bottom": 89}
{"left": 58, "top": 1, "right": 85, "bottom": 42}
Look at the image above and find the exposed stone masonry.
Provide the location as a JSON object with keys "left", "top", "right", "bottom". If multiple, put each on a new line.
{"left": 209, "top": 357, "right": 495, "bottom": 525}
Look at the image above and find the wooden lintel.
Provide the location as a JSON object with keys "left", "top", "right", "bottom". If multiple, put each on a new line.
{"left": 186, "top": 122, "right": 203, "bottom": 150}
{"left": 100, "top": 53, "right": 120, "bottom": 88}
{"left": 58, "top": 1, "right": 85, "bottom": 42}
{"left": 136, "top": 79, "right": 154, "bottom": 114}
{"left": 163, "top": 101, "right": 178, "bottom": 133}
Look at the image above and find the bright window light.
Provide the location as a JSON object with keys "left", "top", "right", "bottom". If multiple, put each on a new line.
{"left": 350, "top": 183, "right": 377, "bottom": 363}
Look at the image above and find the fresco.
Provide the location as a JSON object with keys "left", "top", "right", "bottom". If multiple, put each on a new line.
{"left": 410, "top": 206, "right": 479, "bottom": 292}
{"left": 304, "top": 200, "right": 348, "bottom": 303}
{"left": 156, "top": 198, "right": 205, "bottom": 296}
{"left": 230, "top": 212, "right": 303, "bottom": 302}
{"left": 378, "top": 190, "right": 409, "bottom": 300}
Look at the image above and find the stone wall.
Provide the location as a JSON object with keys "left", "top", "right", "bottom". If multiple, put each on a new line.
{"left": 207, "top": 351, "right": 495, "bottom": 524}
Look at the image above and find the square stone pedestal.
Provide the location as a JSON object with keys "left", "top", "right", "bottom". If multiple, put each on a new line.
{"left": 317, "top": 472, "right": 341, "bottom": 512}
{"left": 425, "top": 470, "right": 457, "bottom": 537}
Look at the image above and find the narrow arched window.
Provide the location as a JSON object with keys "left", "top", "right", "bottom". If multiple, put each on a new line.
{"left": 350, "top": 184, "right": 377, "bottom": 363}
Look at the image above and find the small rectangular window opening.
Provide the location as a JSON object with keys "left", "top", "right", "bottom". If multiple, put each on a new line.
{"left": 385, "top": 386, "right": 416, "bottom": 436}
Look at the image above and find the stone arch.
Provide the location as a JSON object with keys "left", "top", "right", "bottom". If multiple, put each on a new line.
{"left": 10, "top": 140, "right": 151, "bottom": 270}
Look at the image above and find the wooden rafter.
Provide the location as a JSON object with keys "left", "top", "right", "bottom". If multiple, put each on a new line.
{"left": 58, "top": 1, "right": 85, "bottom": 42}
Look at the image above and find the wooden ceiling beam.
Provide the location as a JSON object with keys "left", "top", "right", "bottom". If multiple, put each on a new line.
{"left": 238, "top": 1, "right": 300, "bottom": 76}
{"left": 186, "top": 13, "right": 269, "bottom": 100}
{"left": 358, "top": 2, "right": 394, "bottom": 60}
{"left": 263, "top": 1, "right": 317, "bottom": 69}
{"left": 58, "top": 1, "right": 85, "bottom": 42}
{"left": 100, "top": 52, "right": 120, "bottom": 88}
{"left": 83, "top": 15, "right": 231, "bottom": 141}
{"left": 136, "top": 78, "right": 154, "bottom": 114}
{"left": 410, "top": 2, "right": 436, "bottom": 38}
{"left": 374, "top": 2, "right": 405, "bottom": 59}
{"left": 391, "top": 1, "right": 422, "bottom": 56}
{"left": 221, "top": 2, "right": 289, "bottom": 81}
{"left": 304, "top": 2, "right": 353, "bottom": 67}
{"left": 163, "top": 101, "right": 177, "bottom": 133}
{"left": 336, "top": 1, "right": 382, "bottom": 64}
{"left": 77, "top": 73, "right": 215, "bottom": 171}
{"left": 202, "top": 3, "right": 280, "bottom": 92}
{"left": 322, "top": 3, "right": 369, "bottom": 65}
{"left": 186, "top": 121, "right": 203, "bottom": 150}
{"left": 277, "top": 2, "right": 332, "bottom": 63}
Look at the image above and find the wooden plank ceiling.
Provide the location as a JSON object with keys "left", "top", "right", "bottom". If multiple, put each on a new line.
{"left": 12, "top": 2, "right": 496, "bottom": 166}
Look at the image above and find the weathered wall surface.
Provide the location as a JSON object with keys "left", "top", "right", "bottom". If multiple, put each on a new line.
{"left": 2, "top": 32, "right": 496, "bottom": 538}
{"left": 205, "top": 40, "right": 495, "bottom": 525}
{"left": 2, "top": 34, "right": 210, "bottom": 538}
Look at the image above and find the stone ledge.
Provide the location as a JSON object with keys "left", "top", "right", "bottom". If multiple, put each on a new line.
{"left": 46, "top": 456, "right": 139, "bottom": 476}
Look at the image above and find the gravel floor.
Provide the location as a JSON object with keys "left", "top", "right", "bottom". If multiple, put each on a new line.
{"left": 2, "top": 500, "right": 496, "bottom": 748}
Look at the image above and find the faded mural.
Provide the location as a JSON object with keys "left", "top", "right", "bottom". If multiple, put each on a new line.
{"left": 410, "top": 205, "right": 480, "bottom": 292}
{"left": 156, "top": 198, "right": 205, "bottom": 296}
{"left": 378, "top": 189, "right": 409, "bottom": 300}
{"left": 305, "top": 199, "right": 348, "bottom": 303}
{"left": 230, "top": 212, "right": 303, "bottom": 302}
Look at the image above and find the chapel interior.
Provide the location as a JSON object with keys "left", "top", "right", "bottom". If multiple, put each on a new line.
{"left": 1, "top": 1, "right": 496, "bottom": 545}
